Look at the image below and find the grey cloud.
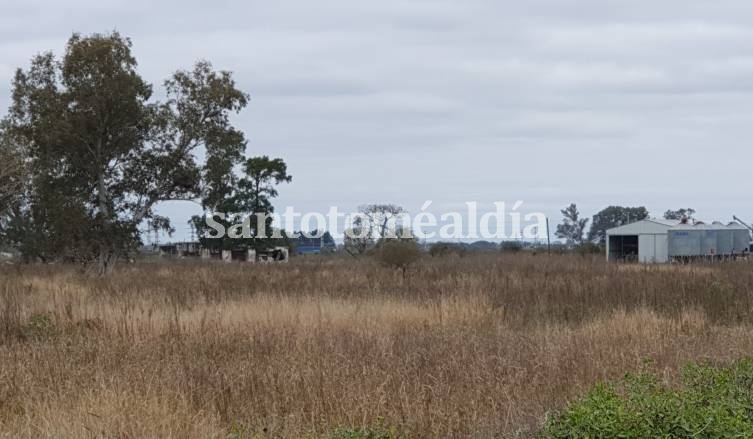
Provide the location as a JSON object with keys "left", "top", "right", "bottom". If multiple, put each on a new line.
{"left": 3, "top": 0, "right": 753, "bottom": 238}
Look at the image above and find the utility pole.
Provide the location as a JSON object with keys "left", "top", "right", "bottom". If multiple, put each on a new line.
{"left": 546, "top": 217, "right": 551, "bottom": 256}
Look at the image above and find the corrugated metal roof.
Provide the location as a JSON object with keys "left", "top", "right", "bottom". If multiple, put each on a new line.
{"left": 606, "top": 219, "right": 679, "bottom": 236}
{"left": 651, "top": 219, "right": 683, "bottom": 226}
{"left": 607, "top": 218, "right": 749, "bottom": 236}
{"left": 671, "top": 223, "right": 748, "bottom": 231}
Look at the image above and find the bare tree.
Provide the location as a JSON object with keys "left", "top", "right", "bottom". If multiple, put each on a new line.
{"left": 359, "top": 203, "right": 406, "bottom": 238}
{"left": 342, "top": 204, "right": 408, "bottom": 256}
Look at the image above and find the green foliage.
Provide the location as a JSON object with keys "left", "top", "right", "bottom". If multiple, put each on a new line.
{"left": 316, "top": 230, "right": 338, "bottom": 252}
{"left": 500, "top": 240, "right": 523, "bottom": 253}
{"left": 237, "top": 156, "right": 292, "bottom": 249}
{"left": 665, "top": 208, "right": 696, "bottom": 221}
{"left": 545, "top": 358, "right": 753, "bottom": 438}
{"left": 192, "top": 155, "right": 292, "bottom": 252}
{"left": 588, "top": 205, "right": 649, "bottom": 244}
{"left": 576, "top": 241, "right": 603, "bottom": 256}
{"left": 378, "top": 239, "right": 422, "bottom": 271}
{"left": 468, "top": 240, "right": 498, "bottom": 252}
{"left": 429, "top": 241, "right": 467, "bottom": 257}
{"left": 0, "top": 123, "right": 25, "bottom": 237}
{"left": 556, "top": 203, "right": 589, "bottom": 246}
{"left": 328, "top": 418, "right": 402, "bottom": 439}
{"left": 23, "top": 312, "right": 57, "bottom": 339}
{"left": 237, "top": 156, "right": 292, "bottom": 213}
{"left": 223, "top": 419, "right": 403, "bottom": 439}
{"left": 2, "top": 32, "right": 250, "bottom": 271}
{"left": 226, "top": 421, "right": 256, "bottom": 439}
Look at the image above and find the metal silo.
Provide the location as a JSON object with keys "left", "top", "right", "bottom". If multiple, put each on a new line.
{"left": 700, "top": 228, "right": 718, "bottom": 255}
{"left": 734, "top": 229, "right": 750, "bottom": 253}
{"left": 717, "top": 229, "right": 735, "bottom": 254}
{"left": 668, "top": 228, "right": 701, "bottom": 257}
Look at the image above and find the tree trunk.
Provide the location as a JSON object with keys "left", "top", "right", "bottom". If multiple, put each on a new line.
{"left": 96, "top": 139, "right": 112, "bottom": 274}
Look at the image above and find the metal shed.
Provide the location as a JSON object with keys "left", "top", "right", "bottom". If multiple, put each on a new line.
{"left": 607, "top": 219, "right": 751, "bottom": 263}
{"left": 606, "top": 219, "right": 678, "bottom": 263}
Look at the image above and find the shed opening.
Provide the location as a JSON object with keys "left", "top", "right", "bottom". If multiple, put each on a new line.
{"left": 609, "top": 235, "right": 638, "bottom": 261}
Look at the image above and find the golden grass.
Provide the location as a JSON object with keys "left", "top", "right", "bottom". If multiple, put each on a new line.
{"left": 2, "top": 254, "right": 753, "bottom": 437}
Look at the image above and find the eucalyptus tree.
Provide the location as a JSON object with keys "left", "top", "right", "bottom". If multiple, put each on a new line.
{"left": 237, "top": 156, "right": 292, "bottom": 245}
{"left": 588, "top": 205, "right": 649, "bottom": 244}
{"left": 2, "top": 31, "right": 250, "bottom": 271}
{"left": 663, "top": 208, "right": 695, "bottom": 221}
{"left": 0, "top": 124, "right": 25, "bottom": 232}
{"left": 555, "top": 203, "right": 589, "bottom": 246}
{"left": 193, "top": 155, "right": 292, "bottom": 252}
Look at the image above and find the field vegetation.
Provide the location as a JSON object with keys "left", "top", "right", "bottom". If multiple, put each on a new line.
{"left": 2, "top": 254, "right": 753, "bottom": 437}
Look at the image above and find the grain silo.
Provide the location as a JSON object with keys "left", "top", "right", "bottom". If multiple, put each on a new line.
{"left": 667, "top": 223, "right": 750, "bottom": 259}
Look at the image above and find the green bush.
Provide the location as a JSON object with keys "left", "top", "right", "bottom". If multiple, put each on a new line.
{"left": 225, "top": 418, "right": 403, "bottom": 439}
{"left": 23, "top": 312, "right": 57, "bottom": 339}
{"left": 378, "top": 239, "right": 421, "bottom": 273}
{"left": 545, "top": 359, "right": 753, "bottom": 438}
{"left": 328, "top": 418, "right": 402, "bottom": 439}
{"left": 500, "top": 240, "right": 523, "bottom": 253}
{"left": 429, "top": 242, "right": 466, "bottom": 257}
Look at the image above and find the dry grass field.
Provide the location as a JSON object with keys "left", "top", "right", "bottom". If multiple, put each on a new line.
{"left": 2, "top": 254, "right": 753, "bottom": 438}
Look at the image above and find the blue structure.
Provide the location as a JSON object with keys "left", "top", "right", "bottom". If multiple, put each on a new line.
{"left": 296, "top": 233, "right": 336, "bottom": 255}
{"left": 297, "top": 236, "right": 323, "bottom": 255}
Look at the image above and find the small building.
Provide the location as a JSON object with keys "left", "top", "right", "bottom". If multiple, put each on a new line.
{"left": 295, "top": 234, "right": 336, "bottom": 255}
{"left": 606, "top": 219, "right": 751, "bottom": 263}
{"left": 606, "top": 219, "right": 678, "bottom": 263}
{"left": 296, "top": 236, "right": 323, "bottom": 255}
{"left": 158, "top": 241, "right": 201, "bottom": 258}
{"left": 154, "top": 241, "right": 289, "bottom": 263}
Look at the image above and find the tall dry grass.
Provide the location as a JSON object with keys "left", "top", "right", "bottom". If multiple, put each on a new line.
{"left": 2, "top": 254, "right": 753, "bottom": 437}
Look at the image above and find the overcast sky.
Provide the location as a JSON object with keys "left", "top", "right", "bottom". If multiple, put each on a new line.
{"left": 2, "top": 0, "right": 753, "bottom": 240}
